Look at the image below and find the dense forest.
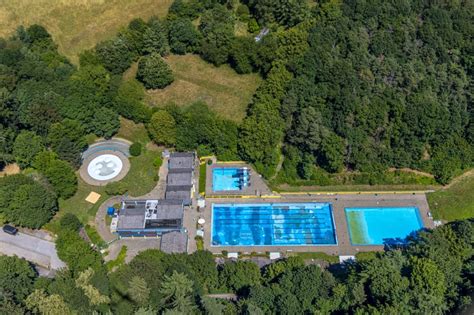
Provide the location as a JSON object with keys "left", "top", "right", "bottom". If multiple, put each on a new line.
{"left": 1, "top": 216, "right": 473, "bottom": 314}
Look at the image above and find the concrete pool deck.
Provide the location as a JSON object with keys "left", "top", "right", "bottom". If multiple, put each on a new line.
{"left": 205, "top": 163, "right": 272, "bottom": 197}
{"left": 200, "top": 193, "right": 434, "bottom": 256}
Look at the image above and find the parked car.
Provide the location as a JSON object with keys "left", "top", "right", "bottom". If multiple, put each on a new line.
{"left": 2, "top": 225, "right": 18, "bottom": 235}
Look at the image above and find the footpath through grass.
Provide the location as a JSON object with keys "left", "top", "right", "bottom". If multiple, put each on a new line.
{"left": 427, "top": 171, "right": 474, "bottom": 221}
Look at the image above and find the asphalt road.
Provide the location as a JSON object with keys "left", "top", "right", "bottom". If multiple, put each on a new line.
{"left": 0, "top": 229, "right": 66, "bottom": 270}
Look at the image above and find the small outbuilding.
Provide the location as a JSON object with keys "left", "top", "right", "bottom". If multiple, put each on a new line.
{"left": 160, "top": 231, "right": 188, "bottom": 254}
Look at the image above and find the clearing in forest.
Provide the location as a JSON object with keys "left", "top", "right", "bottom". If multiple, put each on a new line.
{"left": 0, "top": 0, "right": 173, "bottom": 63}
{"left": 145, "top": 54, "right": 262, "bottom": 122}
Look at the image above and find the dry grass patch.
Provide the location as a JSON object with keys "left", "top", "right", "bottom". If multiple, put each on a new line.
{"left": 145, "top": 54, "right": 261, "bottom": 122}
{"left": 0, "top": 0, "right": 173, "bottom": 63}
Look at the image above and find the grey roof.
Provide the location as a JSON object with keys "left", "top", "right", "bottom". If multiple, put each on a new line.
{"left": 117, "top": 199, "right": 184, "bottom": 230}
{"left": 167, "top": 169, "right": 193, "bottom": 186}
{"left": 117, "top": 207, "right": 145, "bottom": 230}
{"left": 160, "top": 231, "right": 188, "bottom": 254}
{"left": 169, "top": 152, "right": 195, "bottom": 170}
{"left": 165, "top": 185, "right": 192, "bottom": 202}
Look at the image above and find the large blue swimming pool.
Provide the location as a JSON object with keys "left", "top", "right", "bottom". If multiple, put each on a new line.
{"left": 211, "top": 203, "right": 337, "bottom": 246}
{"left": 345, "top": 207, "right": 423, "bottom": 245}
{"left": 212, "top": 168, "right": 249, "bottom": 191}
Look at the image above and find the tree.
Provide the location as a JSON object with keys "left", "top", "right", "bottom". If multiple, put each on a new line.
{"left": 34, "top": 151, "right": 78, "bottom": 198}
{"left": 114, "top": 79, "right": 151, "bottom": 123}
{"left": 142, "top": 18, "right": 169, "bottom": 56}
{"left": 25, "top": 290, "right": 72, "bottom": 315}
{"left": 95, "top": 37, "right": 135, "bottom": 74}
{"left": 229, "top": 37, "right": 257, "bottom": 74}
{"left": 56, "top": 230, "right": 102, "bottom": 273}
{"left": 0, "top": 256, "right": 36, "bottom": 302}
{"left": 48, "top": 119, "right": 87, "bottom": 168}
{"left": 199, "top": 5, "right": 235, "bottom": 66}
{"left": 218, "top": 261, "right": 261, "bottom": 293}
{"left": 0, "top": 174, "right": 58, "bottom": 228}
{"left": 136, "top": 53, "right": 174, "bottom": 89}
{"left": 168, "top": 18, "right": 201, "bottom": 55}
{"left": 129, "top": 142, "right": 142, "bottom": 156}
{"left": 148, "top": 110, "right": 177, "bottom": 146}
{"left": 128, "top": 276, "right": 150, "bottom": 306}
{"left": 160, "top": 271, "right": 196, "bottom": 313}
{"left": 59, "top": 213, "right": 82, "bottom": 232}
{"left": 90, "top": 107, "right": 120, "bottom": 139}
{"left": 12, "top": 131, "right": 44, "bottom": 168}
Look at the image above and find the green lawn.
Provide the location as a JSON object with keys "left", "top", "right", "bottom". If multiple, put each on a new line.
{"left": 199, "top": 163, "right": 207, "bottom": 194}
{"left": 120, "top": 149, "right": 161, "bottom": 196}
{"left": 290, "top": 252, "right": 339, "bottom": 264}
{"left": 116, "top": 117, "right": 150, "bottom": 144}
{"left": 427, "top": 171, "right": 474, "bottom": 221}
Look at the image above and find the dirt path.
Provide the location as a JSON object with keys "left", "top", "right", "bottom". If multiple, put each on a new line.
{"left": 442, "top": 169, "right": 474, "bottom": 190}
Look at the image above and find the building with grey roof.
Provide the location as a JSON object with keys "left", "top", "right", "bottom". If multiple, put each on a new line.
{"left": 167, "top": 169, "right": 193, "bottom": 186}
{"left": 160, "top": 231, "right": 188, "bottom": 253}
{"left": 168, "top": 152, "right": 195, "bottom": 170}
{"left": 116, "top": 199, "right": 184, "bottom": 237}
{"left": 165, "top": 185, "right": 193, "bottom": 206}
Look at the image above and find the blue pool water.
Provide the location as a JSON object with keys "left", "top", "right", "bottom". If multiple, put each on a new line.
{"left": 211, "top": 203, "right": 337, "bottom": 246}
{"left": 212, "top": 168, "right": 249, "bottom": 191}
{"left": 345, "top": 207, "right": 423, "bottom": 245}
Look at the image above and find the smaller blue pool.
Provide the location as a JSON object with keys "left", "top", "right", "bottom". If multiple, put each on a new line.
{"left": 345, "top": 207, "right": 423, "bottom": 245}
{"left": 212, "top": 168, "right": 249, "bottom": 191}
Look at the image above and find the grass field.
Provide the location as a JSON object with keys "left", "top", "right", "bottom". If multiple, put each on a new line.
{"left": 116, "top": 117, "right": 150, "bottom": 144}
{"left": 427, "top": 170, "right": 474, "bottom": 221}
{"left": 199, "top": 163, "right": 207, "bottom": 194}
{"left": 145, "top": 54, "right": 262, "bottom": 122}
{"left": 0, "top": 0, "right": 173, "bottom": 63}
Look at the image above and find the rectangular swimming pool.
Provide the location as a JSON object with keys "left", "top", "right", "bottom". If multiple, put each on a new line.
{"left": 212, "top": 168, "right": 249, "bottom": 191}
{"left": 211, "top": 203, "right": 337, "bottom": 246}
{"left": 345, "top": 207, "right": 423, "bottom": 245}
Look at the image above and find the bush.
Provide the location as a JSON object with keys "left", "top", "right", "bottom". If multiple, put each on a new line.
{"left": 136, "top": 53, "right": 174, "bottom": 89}
{"left": 105, "top": 181, "right": 128, "bottom": 195}
{"left": 148, "top": 110, "right": 177, "bottom": 146}
{"left": 59, "top": 213, "right": 82, "bottom": 232}
{"left": 129, "top": 142, "right": 142, "bottom": 156}
{"left": 153, "top": 156, "right": 163, "bottom": 168}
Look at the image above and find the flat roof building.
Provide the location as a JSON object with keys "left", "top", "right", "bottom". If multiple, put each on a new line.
{"left": 116, "top": 199, "right": 184, "bottom": 237}
{"left": 160, "top": 231, "right": 188, "bottom": 254}
{"left": 167, "top": 169, "right": 194, "bottom": 186}
{"left": 165, "top": 185, "right": 193, "bottom": 206}
{"left": 168, "top": 152, "right": 195, "bottom": 170}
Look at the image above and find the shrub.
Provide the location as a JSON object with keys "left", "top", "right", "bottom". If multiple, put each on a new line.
{"left": 129, "top": 142, "right": 142, "bottom": 156}
{"left": 136, "top": 53, "right": 174, "bottom": 89}
{"left": 105, "top": 181, "right": 128, "bottom": 196}
{"left": 153, "top": 156, "right": 163, "bottom": 168}
{"left": 59, "top": 213, "right": 82, "bottom": 232}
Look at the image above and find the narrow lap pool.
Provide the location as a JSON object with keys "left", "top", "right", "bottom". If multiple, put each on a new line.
{"left": 345, "top": 207, "right": 423, "bottom": 245}
{"left": 212, "top": 168, "right": 249, "bottom": 191}
{"left": 211, "top": 203, "right": 337, "bottom": 246}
